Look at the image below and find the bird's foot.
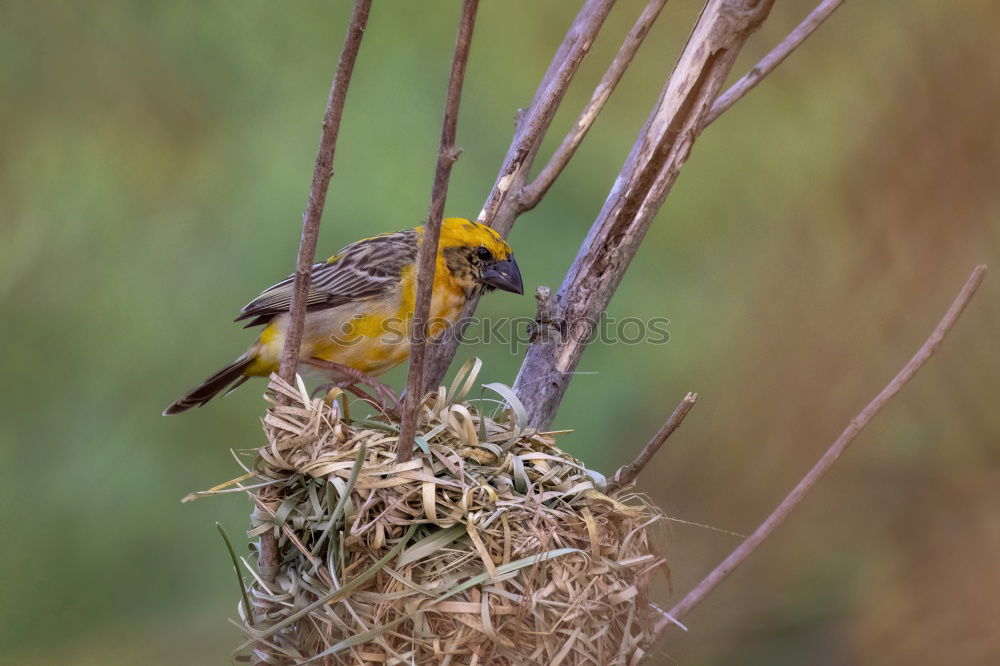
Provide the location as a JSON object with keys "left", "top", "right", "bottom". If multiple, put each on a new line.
{"left": 306, "top": 358, "right": 402, "bottom": 420}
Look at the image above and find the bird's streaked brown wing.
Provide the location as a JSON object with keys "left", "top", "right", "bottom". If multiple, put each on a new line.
{"left": 235, "top": 229, "right": 417, "bottom": 327}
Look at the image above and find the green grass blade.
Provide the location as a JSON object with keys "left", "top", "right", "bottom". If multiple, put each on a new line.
{"left": 437, "top": 547, "right": 581, "bottom": 600}
{"left": 216, "top": 522, "right": 252, "bottom": 623}
{"left": 330, "top": 442, "right": 366, "bottom": 528}
{"left": 355, "top": 417, "right": 398, "bottom": 433}
{"left": 310, "top": 442, "right": 366, "bottom": 560}
{"left": 298, "top": 615, "right": 411, "bottom": 664}
{"left": 397, "top": 525, "right": 465, "bottom": 567}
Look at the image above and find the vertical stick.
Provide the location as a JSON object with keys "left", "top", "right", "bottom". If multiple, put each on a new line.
{"left": 276, "top": 0, "right": 373, "bottom": 386}
{"left": 396, "top": 0, "right": 480, "bottom": 462}
{"left": 255, "top": 4, "right": 371, "bottom": 663}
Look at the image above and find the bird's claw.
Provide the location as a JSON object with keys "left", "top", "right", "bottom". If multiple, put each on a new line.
{"left": 306, "top": 358, "right": 401, "bottom": 420}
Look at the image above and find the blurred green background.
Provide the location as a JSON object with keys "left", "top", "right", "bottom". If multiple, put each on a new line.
{"left": 2, "top": 0, "right": 998, "bottom": 663}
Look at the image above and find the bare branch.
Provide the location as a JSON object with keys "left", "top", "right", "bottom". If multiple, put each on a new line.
{"left": 521, "top": 0, "right": 670, "bottom": 211}
{"left": 257, "top": 3, "right": 371, "bottom": 657}
{"left": 651, "top": 264, "right": 988, "bottom": 646}
{"left": 478, "top": 0, "right": 616, "bottom": 229}
{"left": 514, "top": 0, "right": 777, "bottom": 429}
{"left": 706, "top": 0, "right": 846, "bottom": 125}
{"left": 423, "top": 0, "right": 616, "bottom": 390}
{"left": 396, "top": 0, "right": 479, "bottom": 462}
{"left": 606, "top": 392, "right": 697, "bottom": 494}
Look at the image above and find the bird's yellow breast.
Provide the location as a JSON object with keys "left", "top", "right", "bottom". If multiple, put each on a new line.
{"left": 245, "top": 256, "right": 470, "bottom": 378}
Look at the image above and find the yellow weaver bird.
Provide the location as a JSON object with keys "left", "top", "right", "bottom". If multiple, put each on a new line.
{"left": 164, "top": 218, "right": 523, "bottom": 415}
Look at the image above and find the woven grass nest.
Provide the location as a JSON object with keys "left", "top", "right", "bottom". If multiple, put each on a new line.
{"left": 202, "top": 361, "right": 668, "bottom": 665}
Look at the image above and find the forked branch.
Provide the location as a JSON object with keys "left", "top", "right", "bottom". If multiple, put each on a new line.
{"left": 521, "top": 0, "right": 670, "bottom": 210}
{"left": 514, "top": 0, "right": 777, "bottom": 429}
{"left": 427, "top": 0, "right": 849, "bottom": 393}
{"left": 477, "top": 0, "right": 616, "bottom": 230}
{"left": 397, "top": 0, "right": 480, "bottom": 462}
{"left": 258, "top": 2, "right": 371, "bottom": 660}
{"left": 650, "top": 265, "right": 988, "bottom": 648}
{"left": 706, "top": 0, "right": 847, "bottom": 125}
{"left": 276, "top": 0, "right": 372, "bottom": 387}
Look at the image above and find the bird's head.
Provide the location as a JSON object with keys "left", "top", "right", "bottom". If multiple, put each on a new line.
{"left": 434, "top": 218, "right": 524, "bottom": 296}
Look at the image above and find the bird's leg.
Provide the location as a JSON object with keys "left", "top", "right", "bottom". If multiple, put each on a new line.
{"left": 314, "top": 381, "right": 382, "bottom": 415}
{"left": 306, "top": 358, "right": 402, "bottom": 419}
{"left": 343, "top": 383, "right": 396, "bottom": 419}
{"left": 311, "top": 382, "right": 337, "bottom": 399}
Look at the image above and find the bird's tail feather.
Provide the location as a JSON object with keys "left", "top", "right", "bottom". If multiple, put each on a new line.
{"left": 163, "top": 355, "right": 254, "bottom": 415}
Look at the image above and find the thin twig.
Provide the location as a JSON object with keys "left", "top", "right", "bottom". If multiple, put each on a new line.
{"left": 606, "top": 392, "right": 697, "bottom": 494}
{"left": 705, "top": 0, "right": 846, "bottom": 126}
{"left": 396, "top": 0, "right": 479, "bottom": 463}
{"left": 257, "top": 2, "right": 371, "bottom": 659}
{"left": 651, "top": 265, "right": 988, "bottom": 647}
{"left": 521, "top": 0, "right": 670, "bottom": 211}
{"left": 277, "top": 0, "right": 372, "bottom": 386}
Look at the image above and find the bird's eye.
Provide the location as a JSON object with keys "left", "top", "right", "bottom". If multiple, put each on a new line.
{"left": 475, "top": 246, "right": 492, "bottom": 261}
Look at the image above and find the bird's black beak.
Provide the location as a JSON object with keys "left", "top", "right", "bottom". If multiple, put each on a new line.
{"left": 481, "top": 256, "right": 524, "bottom": 295}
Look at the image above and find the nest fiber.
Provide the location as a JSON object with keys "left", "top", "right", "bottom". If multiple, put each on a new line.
{"left": 207, "top": 365, "right": 667, "bottom": 664}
